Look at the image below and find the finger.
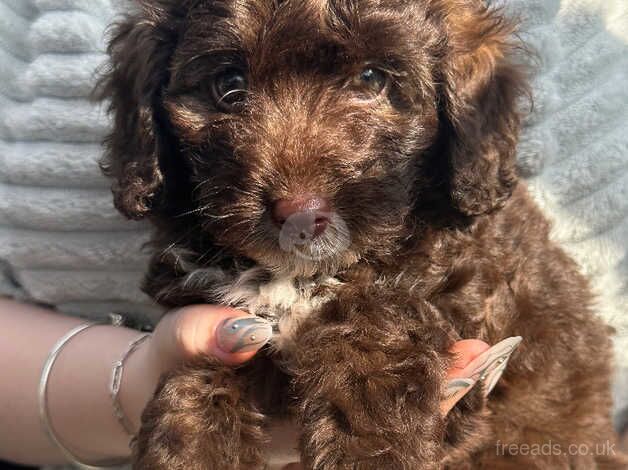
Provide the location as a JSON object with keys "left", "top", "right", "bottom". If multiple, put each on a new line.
{"left": 447, "top": 339, "right": 491, "bottom": 378}
{"left": 156, "top": 305, "right": 273, "bottom": 366}
{"left": 440, "top": 377, "right": 476, "bottom": 416}
{"left": 441, "top": 340, "right": 489, "bottom": 415}
{"left": 441, "top": 337, "right": 522, "bottom": 415}
{"left": 461, "top": 336, "right": 522, "bottom": 396}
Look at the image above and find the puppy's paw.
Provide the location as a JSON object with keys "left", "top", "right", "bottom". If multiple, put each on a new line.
{"left": 132, "top": 357, "right": 267, "bottom": 470}
{"left": 442, "top": 381, "right": 493, "bottom": 459}
{"left": 294, "top": 329, "right": 446, "bottom": 470}
{"left": 301, "top": 426, "right": 441, "bottom": 470}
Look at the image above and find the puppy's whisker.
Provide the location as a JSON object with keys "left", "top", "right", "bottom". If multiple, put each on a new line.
{"left": 218, "top": 89, "right": 248, "bottom": 106}
{"left": 174, "top": 205, "right": 233, "bottom": 219}
{"left": 197, "top": 226, "right": 261, "bottom": 266}
{"left": 178, "top": 48, "right": 242, "bottom": 71}
{"left": 173, "top": 207, "right": 205, "bottom": 218}
{"left": 197, "top": 245, "right": 228, "bottom": 265}
{"left": 191, "top": 179, "right": 218, "bottom": 197}
{"left": 194, "top": 186, "right": 262, "bottom": 203}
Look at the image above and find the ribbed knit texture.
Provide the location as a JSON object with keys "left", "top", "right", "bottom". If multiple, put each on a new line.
{"left": 0, "top": 0, "right": 160, "bottom": 330}
{"left": 0, "top": 1, "right": 626, "bottom": 467}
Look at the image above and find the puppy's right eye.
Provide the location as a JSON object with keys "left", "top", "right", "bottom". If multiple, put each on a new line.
{"left": 211, "top": 68, "right": 248, "bottom": 111}
{"left": 351, "top": 67, "right": 389, "bottom": 99}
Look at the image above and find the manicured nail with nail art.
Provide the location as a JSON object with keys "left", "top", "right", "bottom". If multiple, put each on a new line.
{"left": 444, "top": 378, "right": 476, "bottom": 401}
{"left": 216, "top": 316, "right": 273, "bottom": 354}
{"left": 465, "top": 336, "right": 522, "bottom": 397}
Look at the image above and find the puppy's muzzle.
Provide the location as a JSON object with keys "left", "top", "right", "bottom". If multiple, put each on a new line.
{"left": 271, "top": 195, "right": 331, "bottom": 237}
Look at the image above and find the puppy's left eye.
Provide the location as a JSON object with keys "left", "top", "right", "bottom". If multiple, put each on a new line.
{"left": 211, "top": 68, "right": 248, "bottom": 111}
{"left": 353, "top": 67, "right": 388, "bottom": 97}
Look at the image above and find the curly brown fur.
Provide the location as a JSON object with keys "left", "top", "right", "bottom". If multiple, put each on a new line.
{"left": 98, "top": 0, "right": 627, "bottom": 468}
{"left": 133, "top": 356, "right": 267, "bottom": 470}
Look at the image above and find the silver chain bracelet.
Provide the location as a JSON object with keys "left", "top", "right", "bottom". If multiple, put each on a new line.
{"left": 110, "top": 333, "right": 152, "bottom": 437}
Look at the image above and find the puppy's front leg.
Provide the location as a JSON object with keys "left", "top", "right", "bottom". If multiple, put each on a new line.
{"left": 132, "top": 356, "right": 266, "bottom": 470}
{"left": 291, "top": 305, "right": 453, "bottom": 470}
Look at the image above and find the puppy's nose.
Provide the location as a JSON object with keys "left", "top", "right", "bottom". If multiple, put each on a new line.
{"left": 272, "top": 195, "right": 331, "bottom": 236}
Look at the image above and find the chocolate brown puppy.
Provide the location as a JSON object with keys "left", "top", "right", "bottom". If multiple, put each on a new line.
{"left": 98, "top": 0, "right": 627, "bottom": 468}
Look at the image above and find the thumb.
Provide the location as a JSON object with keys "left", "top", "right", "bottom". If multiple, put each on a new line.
{"left": 447, "top": 339, "right": 491, "bottom": 378}
{"left": 440, "top": 339, "right": 490, "bottom": 416}
{"left": 153, "top": 305, "right": 274, "bottom": 368}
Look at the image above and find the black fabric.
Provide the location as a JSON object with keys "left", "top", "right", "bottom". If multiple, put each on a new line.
{"left": 0, "top": 462, "right": 38, "bottom": 470}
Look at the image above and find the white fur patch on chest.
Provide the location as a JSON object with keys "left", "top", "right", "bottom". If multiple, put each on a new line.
{"left": 211, "top": 267, "right": 340, "bottom": 352}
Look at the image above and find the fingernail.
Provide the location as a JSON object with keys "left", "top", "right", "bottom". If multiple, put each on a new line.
{"left": 216, "top": 316, "right": 273, "bottom": 354}
{"left": 483, "top": 356, "right": 510, "bottom": 396}
{"left": 466, "top": 336, "right": 522, "bottom": 397}
{"left": 444, "top": 378, "right": 476, "bottom": 400}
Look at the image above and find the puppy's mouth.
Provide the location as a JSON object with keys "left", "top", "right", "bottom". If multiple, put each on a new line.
{"left": 276, "top": 210, "right": 352, "bottom": 262}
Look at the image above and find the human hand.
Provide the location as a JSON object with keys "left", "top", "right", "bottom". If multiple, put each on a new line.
{"left": 441, "top": 337, "right": 523, "bottom": 415}
{"left": 122, "top": 306, "right": 273, "bottom": 434}
{"left": 148, "top": 305, "right": 273, "bottom": 371}
{"left": 440, "top": 339, "right": 491, "bottom": 415}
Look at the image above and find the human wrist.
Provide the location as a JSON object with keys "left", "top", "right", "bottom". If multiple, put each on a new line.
{"left": 118, "top": 332, "right": 165, "bottom": 435}
{"left": 46, "top": 324, "right": 146, "bottom": 463}
{"left": 117, "top": 309, "right": 208, "bottom": 433}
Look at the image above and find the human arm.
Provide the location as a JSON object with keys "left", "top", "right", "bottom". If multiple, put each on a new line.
{"left": 0, "top": 298, "right": 268, "bottom": 466}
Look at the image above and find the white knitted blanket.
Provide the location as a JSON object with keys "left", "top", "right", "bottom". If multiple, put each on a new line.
{"left": 0, "top": 0, "right": 626, "bottom": 435}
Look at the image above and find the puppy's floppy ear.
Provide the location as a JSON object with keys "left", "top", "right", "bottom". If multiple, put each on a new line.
{"left": 438, "top": 1, "right": 529, "bottom": 216}
{"left": 97, "top": 1, "right": 181, "bottom": 220}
